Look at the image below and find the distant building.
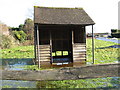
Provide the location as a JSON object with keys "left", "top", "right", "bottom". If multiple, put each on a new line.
{"left": 87, "top": 33, "right": 109, "bottom": 38}
{"left": 111, "top": 29, "right": 120, "bottom": 38}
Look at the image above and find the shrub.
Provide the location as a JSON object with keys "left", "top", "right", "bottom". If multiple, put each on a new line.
{"left": 12, "top": 30, "right": 27, "bottom": 42}
{"left": 0, "top": 35, "right": 12, "bottom": 49}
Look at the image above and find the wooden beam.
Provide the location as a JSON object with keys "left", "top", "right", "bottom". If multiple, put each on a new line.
{"left": 2, "top": 63, "right": 119, "bottom": 81}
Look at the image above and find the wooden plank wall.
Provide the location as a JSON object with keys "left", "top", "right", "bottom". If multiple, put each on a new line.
{"left": 73, "top": 43, "right": 86, "bottom": 67}
{"left": 36, "top": 45, "right": 52, "bottom": 68}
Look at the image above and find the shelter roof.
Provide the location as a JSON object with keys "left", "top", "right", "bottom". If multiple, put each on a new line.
{"left": 34, "top": 6, "right": 95, "bottom": 25}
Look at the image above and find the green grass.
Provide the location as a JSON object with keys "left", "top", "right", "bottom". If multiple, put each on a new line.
{"left": 1, "top": 38, "right": 119, "bottom": 69}
{"left": 2, "top": 39, "right": 119, "bottom": 64}
{"left": 36, "top": 77, "right": 120, "bottom": 88}
{"left": 2, "top": 77, "right": 120, "bottom": 88}
{"left": 87, "top": 38, "right": 119, "bottom": 64}
{"left": 2, "top": 45, "right": 34, "bottom": 58}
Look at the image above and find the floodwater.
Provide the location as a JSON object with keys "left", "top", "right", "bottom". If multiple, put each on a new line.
{"left": 1, "top": 58, "right": 120, "bottom": 88}
{"left": 1, "top": 80, "right": 36, "bottom": 88}
{"left": 96, "top": 37, "right": 120, "bottom": 44}
{"left": 1, "top": 37, "right": 120, "bottom": 88}
{"left": 1, "top": 58, "right": 34, "bottom": 70}
{"left": 1, "top": 77, "right": 120, "bottom": 88}
{"left": 1, "top": 58, "right": 36, "bottom": 88}
{"left": 1, "top": 58, "right": 85, "bottom": 70}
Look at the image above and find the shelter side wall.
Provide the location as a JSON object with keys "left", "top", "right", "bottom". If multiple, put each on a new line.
{"left": 73, "top": 43, "right": 86, "bottom": 67}
{"left": 35, "top": 45, "right": 52, "bottom": 68}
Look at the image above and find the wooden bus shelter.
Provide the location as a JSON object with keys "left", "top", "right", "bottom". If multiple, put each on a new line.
{"left": 34, "top": 6, "right": 95, "bottom": 68}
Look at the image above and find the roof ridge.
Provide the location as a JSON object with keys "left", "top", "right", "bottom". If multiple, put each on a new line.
{"left": 34, "top": 6, "right": 83, "bottom": 9}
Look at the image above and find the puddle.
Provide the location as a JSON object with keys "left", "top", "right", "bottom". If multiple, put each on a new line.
{"left": 1, "top": 80, "right": 36, "bottom": 88}
{"left": 96, "top": 37, "right": 120, "bottom": 44}
{"left": 1, "top": 58, "right": 87, "bottom": 70}
{"left": 1, "top": 58, "right": 119, "bottom": 70}
{"left": 96, "top": 45, "right": 120, "bottom": 49}
{"left": 86, "top": 62, "right": 93, "bottom": 65}
{"left": 2, "top": 58, "right": 34, "bottom": 70}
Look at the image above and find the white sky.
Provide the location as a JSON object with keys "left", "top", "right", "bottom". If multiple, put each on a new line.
{"left": 0, "top": 0, "right": 119, "bottom": 33}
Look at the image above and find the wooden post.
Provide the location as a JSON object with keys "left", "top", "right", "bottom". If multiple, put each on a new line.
{"left": 72, "top": 30, "right": 74, "bottom": 61}
{"left": 37, "top": 24, "right": 40, "bottom": 68}
{"left": 92, "top": 25, "right": 94, "bottom": 64}
{"left": 50, "top": 31, "right": 53, "bottom": 63}
{"left": 34, "top": 25, "right": 37, "bottom": 60}
{"left": 72, "top": 30, "right": 74, "bottom": 45}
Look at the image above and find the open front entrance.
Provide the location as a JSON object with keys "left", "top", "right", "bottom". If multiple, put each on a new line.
{"left": 51, "top": 29, "right": 72, "bottom": 63}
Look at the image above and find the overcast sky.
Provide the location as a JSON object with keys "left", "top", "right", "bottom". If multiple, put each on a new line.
{"left": 0, "top": 0, "right": 119, "bottom": 33}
